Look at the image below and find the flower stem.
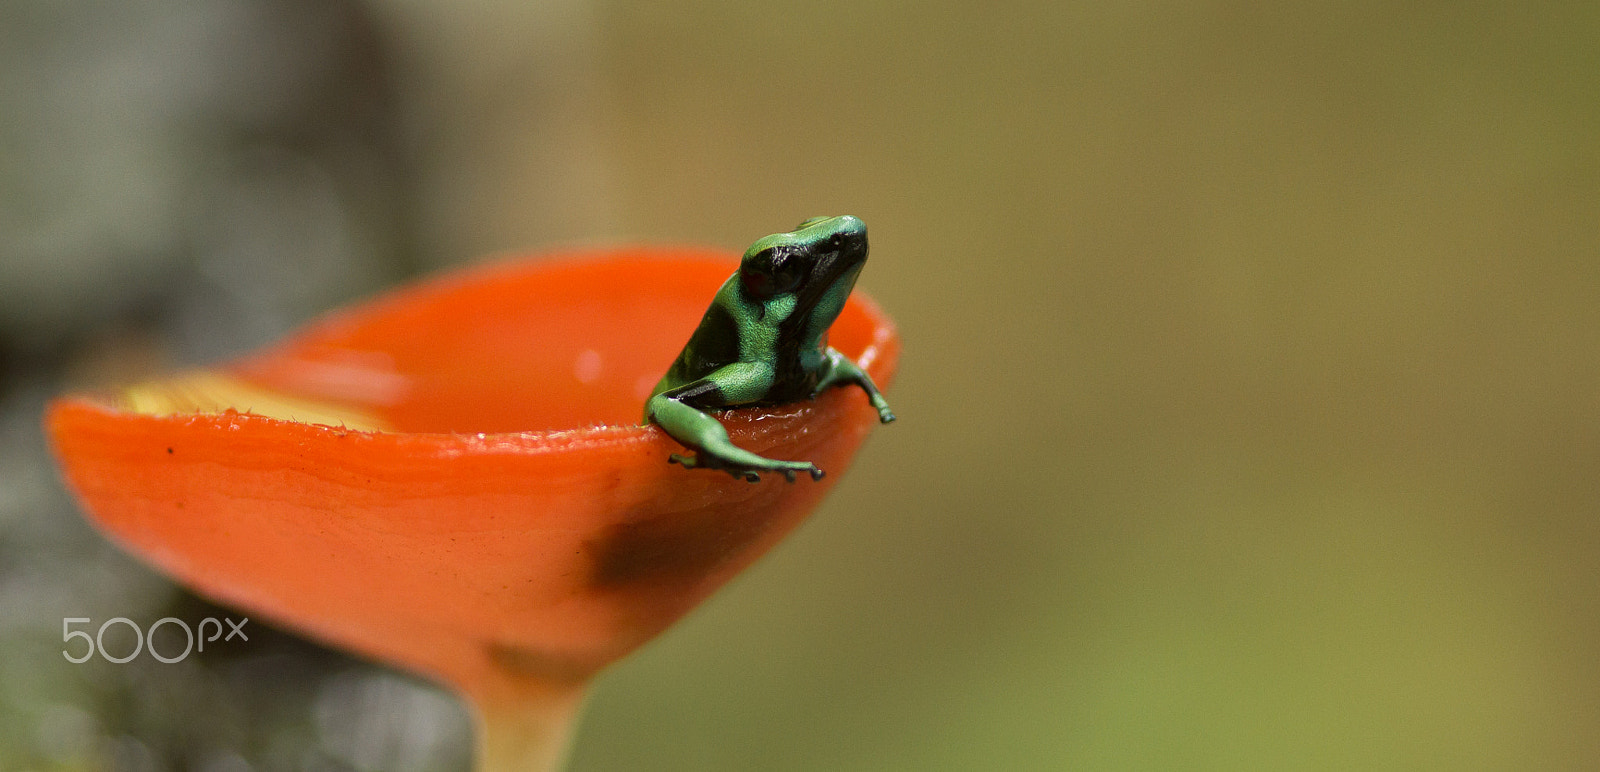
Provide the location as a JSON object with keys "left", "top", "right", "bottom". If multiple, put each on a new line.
{"left": 471, "top": 684, "right": 589, "bottom": 772}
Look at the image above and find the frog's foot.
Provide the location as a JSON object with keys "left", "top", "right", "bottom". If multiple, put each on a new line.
{"left": 864, "top": 393, "right": 895, "bottom": 424}
{"left": 668, "top": 453, "right": 823, "bottom": 483}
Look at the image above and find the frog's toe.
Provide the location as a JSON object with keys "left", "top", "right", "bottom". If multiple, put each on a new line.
{"left": 784, "top": 462, "right": 823, "bottom": 483}
{"left": 668, "top": 450, "right": 822, "bottom": 484}
{"left": 878, "top": 408, "right": 896, "bottom": 423}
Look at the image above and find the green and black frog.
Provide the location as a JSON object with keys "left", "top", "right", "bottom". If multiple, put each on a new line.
{"left": 645, "top": 215, "right": 895, "bottom": 483}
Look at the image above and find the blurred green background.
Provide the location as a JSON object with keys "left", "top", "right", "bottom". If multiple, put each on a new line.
{"left": 3, "top": 1, "right": 1597, "bottom": 769}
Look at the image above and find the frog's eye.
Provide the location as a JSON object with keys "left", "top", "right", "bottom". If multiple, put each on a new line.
{"left": 742, "top": 269, "right": 776, "bottom": 299}
{"left": 741, "top": 249, "right": 803, "bottom": 299}
{"left": 771, "top": 258, "right": 803, "bottom": 294}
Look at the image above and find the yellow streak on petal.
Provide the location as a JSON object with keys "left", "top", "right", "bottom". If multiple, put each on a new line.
{"left": 117, "top": 370, "right": 393, "bottom": 432}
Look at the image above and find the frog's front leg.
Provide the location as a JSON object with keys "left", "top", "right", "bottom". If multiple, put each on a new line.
{"left": 816, "top": 348, "right": 896, "bottom": 423}
{"left": 646, "top": 365, "right": 823, "bottom": 483}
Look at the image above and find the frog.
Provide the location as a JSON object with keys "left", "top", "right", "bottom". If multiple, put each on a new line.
{"left": 644, "top": 215, "right": 895, "bottom": 483}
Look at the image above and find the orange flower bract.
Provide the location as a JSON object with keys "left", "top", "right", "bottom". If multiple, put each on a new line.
{"left": 46, "top": 249, "right": 898, "bottom": 711}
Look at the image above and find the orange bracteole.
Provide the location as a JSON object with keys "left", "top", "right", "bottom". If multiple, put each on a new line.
{"left": 46, "top": 249, "right": 898, "bottom": 720}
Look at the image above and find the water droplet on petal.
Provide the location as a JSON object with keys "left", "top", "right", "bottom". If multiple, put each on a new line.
{"left": 573, "top": 349, "right": 603, "bottom": 384}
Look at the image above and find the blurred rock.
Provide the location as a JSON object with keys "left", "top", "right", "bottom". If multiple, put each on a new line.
{"left": 0, "top": 0, "right": 460, "bottom": 768}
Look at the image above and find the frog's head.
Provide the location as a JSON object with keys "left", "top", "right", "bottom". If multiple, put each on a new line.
{"left": 739, "top": 215, "right": 869, "bottom": 340}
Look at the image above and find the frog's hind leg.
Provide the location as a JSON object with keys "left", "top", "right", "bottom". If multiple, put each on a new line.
{"left": 646, "top": 369, "right": 822, "bottom": 483}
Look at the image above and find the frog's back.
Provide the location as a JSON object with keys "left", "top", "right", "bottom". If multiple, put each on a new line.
{"left": 653, "top": 276, "right": 744, "bottom": 393}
